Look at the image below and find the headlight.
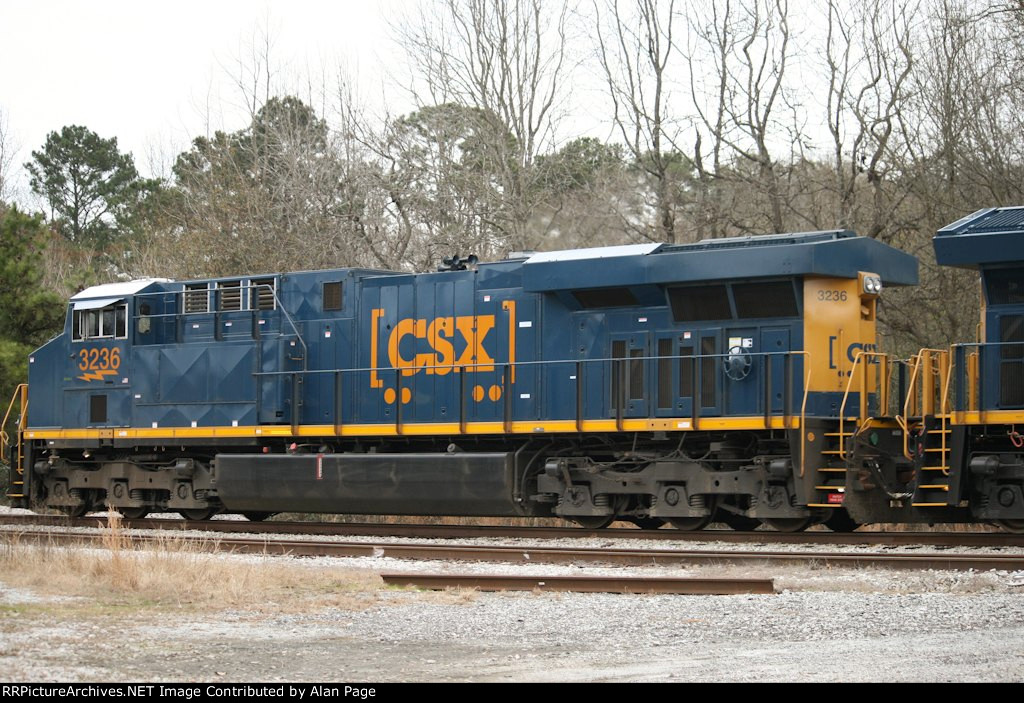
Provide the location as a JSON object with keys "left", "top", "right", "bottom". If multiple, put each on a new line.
{"left": 863, "top": 276, "right": 882, "bottom": 294}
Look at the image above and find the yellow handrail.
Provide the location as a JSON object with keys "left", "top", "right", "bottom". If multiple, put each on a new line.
{"left": 900, "top": 349, "right": 951, "bottom": 461}
{"left": 837, "top": 352, "right": 864, "bottom": 461}
{"left": 1, "top": 384, "right": 27, "bottom": 455}
{"left": 796, "top": 351, "right": 813, "bottom": 477}
{"left": 939, "top": 359, "right": 954, "bottom": 476}
{"left": 902, "top": 353, "right": 921, "bottom": 423}
{"left": 1, "top": 384, "right": 28, "bottom": 489}
{"left": 939, "top": 349, "right": 952, "bottom": 415}
{"left": 967, "top": 350, "right": 979, "bottom": 415}
{"left": 837, "top": 350, "right": 892, "bottom": 460}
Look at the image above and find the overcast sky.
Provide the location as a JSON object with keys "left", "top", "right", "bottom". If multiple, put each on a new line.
{"left": 0, "top": 0, "right": 407, "bottom": 201}
{"left": 1, "top": 0, "right": 846, "bottom": 210}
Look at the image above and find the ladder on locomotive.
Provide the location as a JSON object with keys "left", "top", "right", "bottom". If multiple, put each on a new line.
{"left": 833, "top": 349, "right": 957, "bottom": 508}
{"left": 811, "top": 351, "right": 899, "bottom": 510}
{"left": 900, "top": 350, "right": 957, "bottom": 507}
{"left": 2, "top": 384, "right": 28, "bottom": 503}
{"left": 807, "top": 431, "right": 849, "bottom": 509}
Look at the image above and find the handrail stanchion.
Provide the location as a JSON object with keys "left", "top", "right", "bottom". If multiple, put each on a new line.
{"left": 395, "top": 369, "right": 402, "bottom": 436}
{"left": 334, "top": 371, "right": 343, "bottom": 437}
{"left": 575, "top": 361, "right": 583, "bottom": 433}
{"left": 615, "top": 359, "right": 624, "bottom": 432}
{"left": 503, "top": 364, "right": 512, "bottom": 434}
{"left": 459, "top": 367, "right": 467, "bottom": 434}
{"left": 784, "top": 353, "right": 793, "bottom": 428}
{"left": 692, "top": 354, "right": 700, "bottom": 431}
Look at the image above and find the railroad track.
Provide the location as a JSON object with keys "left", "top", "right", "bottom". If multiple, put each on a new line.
{"left": 0, "top": 513, "right": 1020, "bottom": 548}
{"left": 379, "top": 573, "right": 776, "bottom": 595}
{"left": 5, "top": 525, "right": 1023, "bottom": 571}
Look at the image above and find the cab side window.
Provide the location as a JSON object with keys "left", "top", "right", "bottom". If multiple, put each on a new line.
{"left": 72, "top": 303, "right": 128, "bottom": 341}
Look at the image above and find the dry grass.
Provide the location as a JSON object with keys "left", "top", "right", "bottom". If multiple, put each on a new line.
{"left": 405, "top": 586, "right": 481, "bottom": 605}
{"left": 853, "top": 521, "right": 1000, "bottom": 533}
{"left": 0, "top": 513, "right": 381, "bottom": 614}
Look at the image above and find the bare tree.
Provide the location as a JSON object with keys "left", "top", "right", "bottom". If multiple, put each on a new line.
{"left": 823, "top": 0, "right": 917, "bottom": 242}
{"left": 395, "top": 0, "right": 571, "bottom": 252}
{"left": 927, "top": 1, "right": 1024, "bottom": 205}
{"left": 0, "top": 107, "right": 16, "bottom": 203}
{"left": 133, "top": 23, "right": 403, "bottom": 280}
{"left": 370, "top": 104, "right": 511, "bottom": 267}
{"left": 143, "top": 95, "right": 361, "bottom": 280}
{"left": 323, "top": 72, "right": 414, "bottom": 271}
{"left": 879, "top": 1, "right": 987, "bottom": 350}
{"left": 685, "top": 0, "right": 797, "bottom": 235}
{"left": 684, "top": 0, "right": 734, "bottom": 239}
{"left": 222, "top": 15, "right": 285, "bottom": 121}
{"left": 594, "top": 0, "right": 686, "bottom": 243}
{"left": 823, "top": 0, "right": 856, "bottom": 229}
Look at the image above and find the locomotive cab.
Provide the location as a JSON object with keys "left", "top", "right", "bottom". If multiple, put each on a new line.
{"left": 975, "top": 267, "right": 1024, "bottom": 409}
{"left": 28, "top": 281, "right": 168, "bottom": 436}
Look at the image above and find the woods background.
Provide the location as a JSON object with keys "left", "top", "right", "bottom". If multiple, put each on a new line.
{"left": 0, "top": 0, "right": 1021, "bottom": 396}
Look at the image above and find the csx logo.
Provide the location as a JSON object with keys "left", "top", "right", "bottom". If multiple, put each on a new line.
{"left": 828, "top": 336, "right": 879, "bottom": 372}
{"left": 387, "top": 315, "right": 496, "bottom": 375}
{"left": 847, "top": 342, "right": 879, "bottom": 362}
{"left": 370, "top": 303, "right": 517, "bottom": 399}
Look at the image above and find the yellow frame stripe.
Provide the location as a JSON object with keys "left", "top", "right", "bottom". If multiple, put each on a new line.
{"left": 953, "top": 410, "right": 1024, "bottom": 425}
{"left": 26, "top": 415, "right": 798, "bottom": 441}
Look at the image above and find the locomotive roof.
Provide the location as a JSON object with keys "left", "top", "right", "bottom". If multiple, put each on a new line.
{"left": 521, "top": 229, "right": 918, "bottom": 292}
{"left": 65, "top": 230, "right": 919, "bottom": 302}
{"left": 71, "top": 278, "right": 172, "bottom": 302}
{"left": 934, "top": 206, "right": 1024, "bottom": 268}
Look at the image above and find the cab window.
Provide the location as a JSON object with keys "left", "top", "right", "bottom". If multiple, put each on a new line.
{"left": 73, "top": 303, "right": 128, "bottom": 341}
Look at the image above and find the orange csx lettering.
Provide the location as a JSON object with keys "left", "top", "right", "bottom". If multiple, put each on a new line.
{"left": 387, "top": 315, "right": 496, "bottom": 376}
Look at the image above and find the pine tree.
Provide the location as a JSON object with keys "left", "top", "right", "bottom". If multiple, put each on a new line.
{"left": 26, "top": 125, "right": 159, "bottom": 248}
{"left": 0, "top": 204, "right": 64, "bottom": 397}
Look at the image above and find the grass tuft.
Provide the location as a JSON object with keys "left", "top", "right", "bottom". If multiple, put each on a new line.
{"left": 0, "top": 515, "right": 382, "bottom": 614}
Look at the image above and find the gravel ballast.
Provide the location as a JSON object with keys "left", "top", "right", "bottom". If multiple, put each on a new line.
{"left": 2, "top": 509, "right": 1024, "bottom": 682}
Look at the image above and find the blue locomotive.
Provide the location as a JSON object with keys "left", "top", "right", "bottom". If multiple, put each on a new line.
{"left": 840, "top": 206, "right": 1024, "bottom": 532}
{"left": 5, "top": 230, "right": 921, "bottom": 530}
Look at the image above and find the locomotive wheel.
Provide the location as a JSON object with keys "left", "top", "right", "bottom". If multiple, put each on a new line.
{"left": 719, "top": 513, "right": 761, "bottom": 531}
{"left": 668, "top": 496, "right": 717, "bottom": 531}
{"left": 242, "top": 512, "right": 275, "bottom": 522}
{"left": 178, "top": 509, "right": 218, "bottom": 521}
{"left": 824, "top": 509, "right": 860, "bottom": 533}
{"left": 571, "top": 515, "right": 616, "bottom": 529}
{"left": 118, "top": 507, "right": 149, "bottom": 520}
{"left": 668, "top": 514, "right": 715, "bottom": 531}
{"left": 58, "top": 505, "right": 89, "bottom": 518}
{"left": 761, "top": 517, "right": 814, "bottom": 532}
{"left": 996, "top": 520, "right": 1024, "bottom": 534}
{"left": 629, "top": 517, "right": 666, "bottom": 530}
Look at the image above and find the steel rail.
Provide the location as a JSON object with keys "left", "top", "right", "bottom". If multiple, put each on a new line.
{"left": 379, "top": 573, "right": 776, "bottom": 595}
{"left": 0, "top": 514, "right": 1019, "bottom": 548}
{"left": 5, "top": 527, "right": 1024, "bottom": 571}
